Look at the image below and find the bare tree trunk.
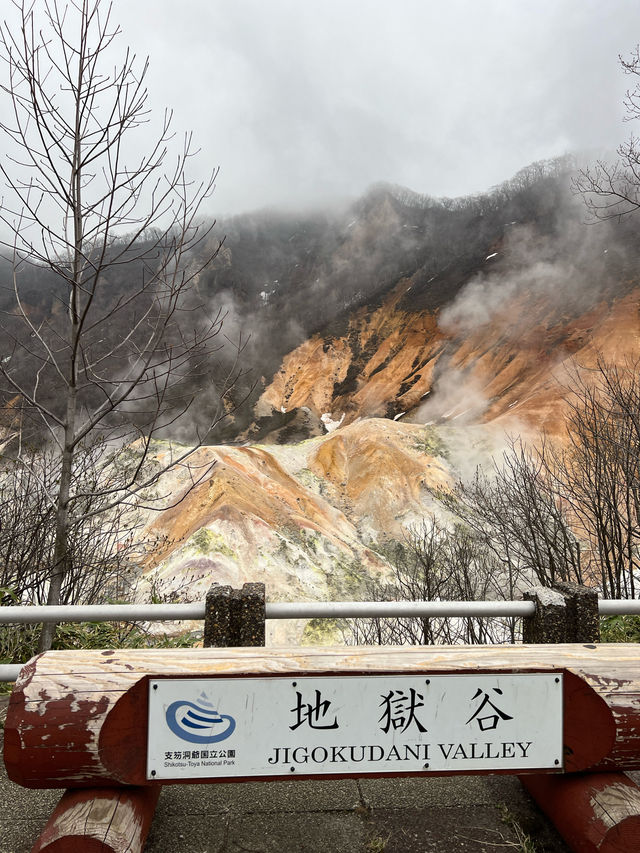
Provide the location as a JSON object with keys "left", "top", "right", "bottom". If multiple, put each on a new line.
{"left": 38, "top": 443, "right": 74, "bottom": 651}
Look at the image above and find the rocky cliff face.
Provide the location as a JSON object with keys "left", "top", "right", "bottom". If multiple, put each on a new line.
{"left": 258, "top": 225, "right": 639, "bottom": 441}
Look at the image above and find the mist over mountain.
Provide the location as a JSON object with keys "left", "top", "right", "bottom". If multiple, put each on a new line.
{"left": 5, "top": 155, "right": 640, "bottom": 641}
{"left": 188, "top": 156, "right": 638, "bottom": 444}
{"left": 2, "top": 155, "right": 638, "bottom": 451}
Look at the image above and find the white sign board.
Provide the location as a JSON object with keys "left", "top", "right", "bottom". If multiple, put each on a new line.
{"left": 147, "top": 673, "right": 563, "bottom": 780}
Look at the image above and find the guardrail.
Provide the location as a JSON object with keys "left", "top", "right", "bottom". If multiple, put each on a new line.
{"left": 0, "top": 595, "right": 638, "bottom": 626}
{"left": 0, "top": 599, "right": 533, "bottom": 624}
{"left": 0, "top": 587, "right": 637, "bottom": 682}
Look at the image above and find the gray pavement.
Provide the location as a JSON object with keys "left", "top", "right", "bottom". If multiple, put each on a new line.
{"left": 2, "top": 734, "right": 571, "bottom": 852}
{"left": 144, "top": 774, "right": 571, "bottom": 852}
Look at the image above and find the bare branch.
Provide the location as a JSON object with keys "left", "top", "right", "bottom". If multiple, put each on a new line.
{"left": 0, "top": 0, "right": 237, "bottom": 650}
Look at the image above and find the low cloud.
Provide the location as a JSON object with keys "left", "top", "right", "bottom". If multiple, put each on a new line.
{"left": 417, "top": 361, "right": 489, "bottom": 426}
{"left": 439, "top": 220, "right": 613, "bottom": 341}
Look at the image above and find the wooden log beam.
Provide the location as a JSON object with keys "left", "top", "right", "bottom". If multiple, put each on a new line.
{"left": 30, "top": 785, "right": 161, "bottom": 853}
{"left": 521, "top": 772, "right": 640, "bottom": 853}
{"left": 4, "top": 643, "right": 640, "bottom": 788}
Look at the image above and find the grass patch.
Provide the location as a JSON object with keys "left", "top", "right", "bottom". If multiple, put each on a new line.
{"left": 0, "top": 619, "right": 197, "bottom": 689}
{"left": 365, "top": 834, "right": 390, "bottom": 852}
{"left": 600, "top": 614, "right": 640, "bottom": 643}
{"left": 498, "top": 805, "right": 540, "bottom": 852}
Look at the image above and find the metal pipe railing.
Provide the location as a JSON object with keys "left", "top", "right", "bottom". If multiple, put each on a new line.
{"left": 598, "top": 599, "right": 640, "bottom": 614}
{"left": 0, "top": 598, "right": 637, "bottom": 625}
{"left": 0, "top": 602, "right": 205, "bottom": 624}
{"left": 0, "top": 597, "right": 638, "bottom": 683}
{"left": 0, "top": 664, "right": 22, "bottom": 682}
{"left": 265, "top": 600, "right": 536, "bottom": 619}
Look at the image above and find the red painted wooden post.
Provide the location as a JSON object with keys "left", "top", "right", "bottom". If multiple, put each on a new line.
{"left": 521, "top": 772, "right": 640, "bottom": 853}
{"left": 30, "top": 786, "right": 161, "bottom": 853}
{"left": 5, "top": 644, "right": 640, "bottom": 788}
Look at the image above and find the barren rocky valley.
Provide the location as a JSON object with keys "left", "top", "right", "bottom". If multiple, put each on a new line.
{"left": 101, "top": 162, "right": 640, "bottom": 642}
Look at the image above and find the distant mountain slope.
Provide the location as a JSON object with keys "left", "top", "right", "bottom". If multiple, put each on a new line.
{"left": 255, "top": 218, "right": 639, "bottom": 440}
{"left": 5, "top": 156, "right": 636, "bottom": 446}
{"left": 194, "top": 158, "right": 637, "bottom": 443}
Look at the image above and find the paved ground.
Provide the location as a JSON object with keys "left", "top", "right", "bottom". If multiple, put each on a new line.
{"left": 3, "top": 738, "right": 571, "bottom": 852}
{"left": 5, "top": 774, "right": 572, "bottom": 853}
{"left": 144, "top": 775, "right": 571, "bottom": 853}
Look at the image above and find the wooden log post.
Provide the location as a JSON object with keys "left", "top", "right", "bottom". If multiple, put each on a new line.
{"left": 30, "top": 786, "right": 161, "bottom": 853}
{"left": 518, "top": 581, "right": 634, "bottom": 847}
{"left": 203, "top": 583, "right": 265, "bottom": 647}
{"left": 520, "top": 771, "right": 640, "bottom": 853}
{"left": 523, "top": 583, "right": 600, "bottom": 644}
{"left": 5, "top": 644, "right": 640, "bottom": 789}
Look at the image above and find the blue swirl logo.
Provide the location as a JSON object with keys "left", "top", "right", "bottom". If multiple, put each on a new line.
{"left": 165, "top": 691, "right": 236, "bottom": 744}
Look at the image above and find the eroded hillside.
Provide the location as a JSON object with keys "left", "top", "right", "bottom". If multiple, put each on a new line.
{"left": 131, "top": 165, "right": 640, "bottom": 642}
{"left": 137, "top": 419, "right": 464, "bottom": 643}
{"left": 258, "top": 223, "right": 639, "bottom": 440}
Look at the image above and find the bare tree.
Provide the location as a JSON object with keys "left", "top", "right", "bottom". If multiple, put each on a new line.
{"left": 549, "top": 360, "right": 640, "bottom": 598}
{"left": 346, "top": 519, "right": 518, "bottom": 647}
{"left": 574, "top": 46, "right": 640, "bottom": 219}
{"left": 449, "top": 361, "right": 640, "bottom": 601}
{"left": 0, "top": 0, "right": 240, "bottom": 649}
{"left": 0, "top": 442, "right": 141, "bottom": 606}
{"left": 447, "top": 439, "right": 583, "bottom": 591}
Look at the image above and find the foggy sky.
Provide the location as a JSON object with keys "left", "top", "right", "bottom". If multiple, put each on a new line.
{"left": 6, "top": 0, "right": 640, "bottom": 218}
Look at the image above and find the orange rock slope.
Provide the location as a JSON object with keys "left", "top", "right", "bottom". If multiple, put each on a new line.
{"left": 259, "top": 274, "right": 640, "bottom": 440}
{"left": 136, "top": 418, "right": 458, "bottom": 643}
